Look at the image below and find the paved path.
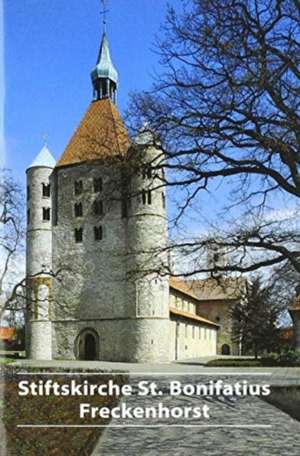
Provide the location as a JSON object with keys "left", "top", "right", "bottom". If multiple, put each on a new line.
{"left": 11, "top": 359, "right": 300, "bottom": 455}
{"left": 14, "top": 358, "right": 300, "bottom": 385}
{"left": 92, "top": 373, "right": 300, "bottom": 456}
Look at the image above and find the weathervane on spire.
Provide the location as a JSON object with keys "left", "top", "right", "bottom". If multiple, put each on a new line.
{"left": 100, "top": 0, "right": 109, "bottom": 33}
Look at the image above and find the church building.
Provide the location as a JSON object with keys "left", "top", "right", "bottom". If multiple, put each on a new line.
{"left": 26, "top": 25, "right": 245, "bottom": 363}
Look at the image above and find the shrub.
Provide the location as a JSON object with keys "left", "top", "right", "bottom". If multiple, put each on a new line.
{"left": 261, "top": 350, "right": 300, "bottom": 367}
{"left": 207, "top": 358, "right": 262, "bottom": 367}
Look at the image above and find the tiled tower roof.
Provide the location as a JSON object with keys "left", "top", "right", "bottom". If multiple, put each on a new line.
{"left": 56, "top": 99, "right": 131, "bottom": 167}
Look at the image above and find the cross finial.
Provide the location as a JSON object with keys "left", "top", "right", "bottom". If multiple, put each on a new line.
{"left": 100, "top": 0, "right": 109, "bottom": 33}
{"left": 43, "top": 133, "right": 48, "bottom": 147}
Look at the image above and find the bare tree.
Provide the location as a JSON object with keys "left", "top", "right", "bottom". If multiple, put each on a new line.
{"left": 127, "top": 0, "right": 300, "bottom": 277}
{"left": 0, "top": 170, "right": 24, "bottom": 317}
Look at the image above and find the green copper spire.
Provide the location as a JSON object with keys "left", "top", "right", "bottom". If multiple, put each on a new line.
{"left": 92, "top": 33, "right": 118, "bottom": 85}
{"left": 91, "top": 32, "right": 118, "bottom": 102}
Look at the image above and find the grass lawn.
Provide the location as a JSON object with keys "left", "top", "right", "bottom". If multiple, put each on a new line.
{"left": 1, "top": 369, "right": 128, "bottom": 455}
{"left": 0, "top": 357, "right": 15, "bottom": 366}
{"left": 262, "top": 386, "right": 300, "bottom": 422}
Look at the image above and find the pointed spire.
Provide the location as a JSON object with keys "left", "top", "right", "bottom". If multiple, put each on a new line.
{"left": 27, "top": 144, "right": 56, "bottom": 170}
{"left": 91, "top": 2, "right": 118, "bottom": 103}
{"left": 93, "top": 33, "right": 118, "bottom": 85}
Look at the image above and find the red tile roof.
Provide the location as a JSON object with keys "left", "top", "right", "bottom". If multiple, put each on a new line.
{"left": 169, "top": 307, "right": 219, "bottom": 327}
{"left": 184, "top": 277, "right": 246, "bottom": 301}
{"left": 170, "top": 276, "right": 246, "bottom": 301}
{"left": 0, "top": 327, "right": 16, "bottom": 341}
{"left": 169, "top": 277, "right": 200, "bottom": 301}
{"left": 56, "top": 99, "right": 131, "bottom": 167}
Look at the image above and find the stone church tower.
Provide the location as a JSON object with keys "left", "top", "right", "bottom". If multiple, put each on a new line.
{"left": 26, "top": 31, "right": 170, "bottom": 362}
{"left": 26, "top": 145, "right": 56, "bottom": 359}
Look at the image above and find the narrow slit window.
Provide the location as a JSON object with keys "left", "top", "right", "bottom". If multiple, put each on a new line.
{"left": 142, "top": 190, "right": 147, "bottom": 205}
{"left": 94, "top": 177, "right": 103, "bottom": 193}
{"left": 147, "top": 190, "right": 152, "bottom": 205}
{"left": 121, "top": 199, "right": 128, "bottom": 218}
{"left": 43, "top": 207, "right": 51, "bottom": 221}
{"left": 42, "top": 183, "right": 51, "bottom": 198}
{"left": 27, "top": 209, "right": 30, "bottom": 224}
{"left": 74, "top": 202, "right": 83, "bottom": 217}
{"left": 142, "top": 166, "right": 152, "bottom": 179}
{"left": 75, "top": 228, "right": 83, "bottom": 243}
{"left": 162, "top": 193, "right": 166, "bottom": 209}
{"left": 94, "top": 226, "right": 103, "bottom": 241}
{"left": 27, "top": 186, "right": 30, "bottom": 201}
{"left": 74, "top": 180, "right": 83, "bottom": 195}
{"left": 93, "top": 200, "right": 103, "bottom": 216}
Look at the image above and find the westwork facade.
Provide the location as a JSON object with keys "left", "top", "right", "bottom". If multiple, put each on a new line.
{"left": 25, "top": 28, "right": 246, "bottom": 363}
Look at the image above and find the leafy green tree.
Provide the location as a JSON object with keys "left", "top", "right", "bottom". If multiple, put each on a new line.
{"left": 232, "top": 277, "right": 282, "bottom": 357}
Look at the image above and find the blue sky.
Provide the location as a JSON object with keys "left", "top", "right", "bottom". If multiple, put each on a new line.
{"left": 0, "top": 1, "right": 4, "bottom": 167}
{"left": 4, "top": 0, "right": 180, "bottom": 182}
{"left": 3, "top": 1, "right": 293, "bottom": 233}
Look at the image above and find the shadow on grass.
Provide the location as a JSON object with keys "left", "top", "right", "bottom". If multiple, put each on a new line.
{"left": 2, "top": 368, "right": 129, "bottom": 455}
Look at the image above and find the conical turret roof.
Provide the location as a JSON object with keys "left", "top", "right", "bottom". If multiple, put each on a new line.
{"left": 27, "top": 145, "right": 56, "bottom": 170}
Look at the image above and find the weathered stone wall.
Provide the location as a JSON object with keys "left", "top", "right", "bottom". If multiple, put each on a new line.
{"left": 170, "top": 289, "right": 197, "bottom": 315}
{"left": 26, "top": 166, "right": 53, "bottom": 359}
{"left": 51, "top": 162, "right": 128, "bottom": 322}
{"left": 195, "top": 300, "right": 239, "bottom": 355}
{"left": 125, "top": 144, "right": 171, "bottom": 361}
{"left": 52, "top": 318, "right": 171, "bottom": 362}
{"left": 26, "top": 166, "right": 53, "bottom": 275}
{"left": 51, "top": 150, "right": 171, "bottom": 363}
{"left": 170, "top": 317, "right": 217, "bottom": 360}
{"left": 168, "top": 289, "right": 217, "bottom": 359}
{"left": 30, "top": 321, "right": 52, "bottom": 360}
